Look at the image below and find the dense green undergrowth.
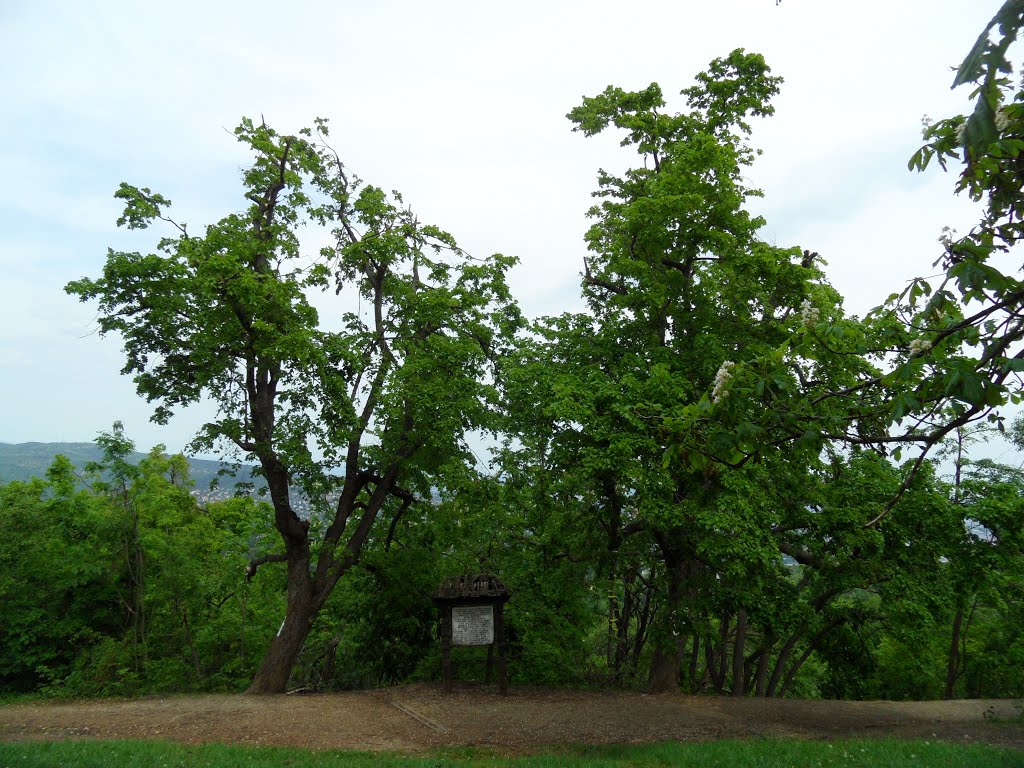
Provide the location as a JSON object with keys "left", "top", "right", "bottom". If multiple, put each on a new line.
{"left": 2, "top": 738, "right": 1022, "bottom": 768}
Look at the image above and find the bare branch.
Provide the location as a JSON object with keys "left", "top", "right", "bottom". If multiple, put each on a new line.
{"left": 245, "top": 553, "right": 287, "bottom": 582}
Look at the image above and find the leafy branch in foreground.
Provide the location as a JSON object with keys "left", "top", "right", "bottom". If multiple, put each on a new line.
{"left": 662, "top": 3, "right": 1024, "bottom": 528}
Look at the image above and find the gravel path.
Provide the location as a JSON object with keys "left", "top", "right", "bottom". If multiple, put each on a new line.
{"left": 1, "top": 684, "right": 1022, "bottom": 753}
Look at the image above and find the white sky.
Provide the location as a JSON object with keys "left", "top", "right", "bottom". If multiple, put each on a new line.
{"left": 0, "top": 0, "right": 1006, "bottom": 458}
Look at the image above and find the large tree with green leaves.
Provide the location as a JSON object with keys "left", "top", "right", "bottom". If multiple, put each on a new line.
{"left": 67, "top": 118, "right": 521, "bottom": 693}
{"left": 500, "top": 50, "right": 873, "bottom": 692}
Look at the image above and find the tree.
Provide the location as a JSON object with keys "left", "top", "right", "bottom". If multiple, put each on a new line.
{"left": 499, "top": 50, "right": 872, "bottom": 693}
{"left": 610, "top": 4, "right": 1024, "bottom": 697}
{"left": 84, "top": 422, "right": 150, "bottom": 672}
{"left": 66, "top": 118, "right": 521, "bottom": 693}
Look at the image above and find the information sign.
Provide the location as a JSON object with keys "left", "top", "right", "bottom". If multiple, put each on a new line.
{"left": 451, "top": 604, "right": 494, "bottom": 646}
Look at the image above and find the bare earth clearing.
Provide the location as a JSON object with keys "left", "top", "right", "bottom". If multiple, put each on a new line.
{"left": 2, "top": 684, "right": 1023, "bottom": 754}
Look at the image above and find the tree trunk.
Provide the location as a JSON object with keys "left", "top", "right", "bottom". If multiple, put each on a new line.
{"left": 648, "top": 556, "right": 686, "bottom": 693}
{"left": 614, "top": 571, "right": 636, "bottom": 675}
{"left": 766, "top": 634, "right": 799, "bottom": 697}
{"left": 777, "top": 618, "right": 843, "bottom": 698}
{"left": 963, "top": 598, "right": 979, "bottom": 697}
{"left": 710, "top": 612, "right": 730, "bottom": 693}
{"left": 180, "top": 603, "right": 202, "bottom": 678}
{"left": 648, "top": 633, "right": 685, "bottom": 692}
{"left": 778, "top": 644, "right": 816, "bottom": 698}
{"left": 607, "top": 559, "right": 618, "bottom": 669}
{"left": 602, "top": 472, "right": 623, "bottom": 672}
{"left": 248, "top": 606, "right": 316, "bottom": 693}
{"left": 246, "top": 471, "right": 386, "bottom": 694}
{"left": 731, "top": 607, "right": 747, "bottom": 696}
{"left": 247, "top": 553, "right": 317, "bottom": 694}
{"left": 631, "top": 579, "right": 654, "bottom": 673}
{"left": 240, "top": 585, "right": 248, "bottom": 670}
{"left": 688, "top": 632, "right": 701, "bottom": 692}
{"left": 321, "top": 634, "right": 341, "bottom": 687}
{"left": 704, "top": 631, "right": 719, "bottom": 691}
{"left": 754, "top": 643, "right": 771, "bottom": 697}
{"left": 945, "top": 606, "right": 964, "bottom": 700}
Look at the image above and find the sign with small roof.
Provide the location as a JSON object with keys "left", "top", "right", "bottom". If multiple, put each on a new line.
{"left": 433, "top": 573, "right": 511, "bottom": 693}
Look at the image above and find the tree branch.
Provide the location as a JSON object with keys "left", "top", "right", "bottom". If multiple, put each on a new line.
{"left": 245, "top": 553, "right": 287, "bottom": 582}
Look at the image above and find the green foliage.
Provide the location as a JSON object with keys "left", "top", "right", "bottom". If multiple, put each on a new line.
{"left": 0, "top": 462, "right": 120, "bottom": 692}
{"left": 0, "top": 426, "right": 282, "bottom": 696}
{"left": 942, "top": 456, "right": 1024, "bottom": 699}
{"left": 872, "top": 634, "right": 947, "bottom": 701}
{"left": 311, "top": 549, "right": 442, "bottom": 690}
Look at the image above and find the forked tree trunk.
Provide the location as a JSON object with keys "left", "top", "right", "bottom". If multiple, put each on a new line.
{"left": 776, "top": 617, "right": 843, "bottom": 698}
{"left": 766, "top": 634, "right": 799, "bottom": 697}
{"left": 631, "top": 581, "right": 655, "bottom": 673}
{"left": 688, "top": 632, "right": 701, "bottom": 691}
{"left": 245, "top": 466, "right": 396, "bottom": 693}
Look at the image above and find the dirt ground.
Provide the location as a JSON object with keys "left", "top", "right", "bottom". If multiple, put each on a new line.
{"left": 2, "top": 683, "right": 1023, "bottom": 753}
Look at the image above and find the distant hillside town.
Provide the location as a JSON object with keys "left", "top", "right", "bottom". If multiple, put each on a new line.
{"left": 2, "top": 441, "right": 347, "bottom": 521}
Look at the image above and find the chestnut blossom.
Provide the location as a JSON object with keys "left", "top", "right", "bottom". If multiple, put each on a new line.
{"left": 800, "top": 299, "right": 820, "bottom": 328}
{"left": 711, "top": 360, "right": 735, "bottom": 404}
{"left": 955, "top": 121, "right": 967, "bottom": 145}
{"left": 908, "top": 338, "right": 932, "bottom": 357}
{"left": 996, "top": 107, "right": 1012, "bottom": 132}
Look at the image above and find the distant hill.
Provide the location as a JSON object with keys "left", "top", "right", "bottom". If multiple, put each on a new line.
{"left": 0, "top": 441, "right": 260, "bottom": 491}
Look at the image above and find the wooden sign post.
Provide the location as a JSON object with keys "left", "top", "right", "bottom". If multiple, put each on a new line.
{"left": 433, "top": 573, "right": 510, "bottom": 694}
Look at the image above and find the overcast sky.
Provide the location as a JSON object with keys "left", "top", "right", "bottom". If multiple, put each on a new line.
{"left": 0, "top": 1, "right": 1005, "bottom": 458}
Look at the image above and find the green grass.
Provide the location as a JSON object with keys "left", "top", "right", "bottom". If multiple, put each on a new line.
{"left": 1, "top": 738, "right": 1022, "bottom": 768}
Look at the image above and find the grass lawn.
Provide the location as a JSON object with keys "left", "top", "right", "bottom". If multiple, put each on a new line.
{"left": 1, "top": 738, "right": 1022, "bottom": 767}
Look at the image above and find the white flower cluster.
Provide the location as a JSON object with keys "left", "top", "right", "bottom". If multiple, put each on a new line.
{"left": 955, "top": 121, "right": 968, "bottom": 145}
{"left": 920, "top": 114, "right": 932, "bottom": 139}
{"left": 800, "top": 299, "right": 820, "bottom": 328}
{"left": 908, "top": 337, "right": 932, "bottom": 357}
{"left": 996, "top": 107, "right": 1012, "bottom": 133}
{"left": 711, "top": 360, "right": 735, "bottom": 404}
{"left": 938, "top": 225, "right": 956, "bottom": 249}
